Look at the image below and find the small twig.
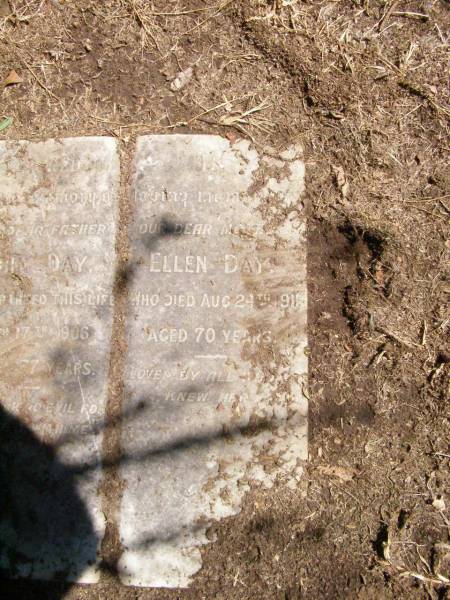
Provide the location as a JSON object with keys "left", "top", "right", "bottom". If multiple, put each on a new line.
{"left": 199, "top": 117, "right": 259, "bottom": 145}
{"left": 439, "top": 199, "right": 450, "bottom": 214}
{"left": 404, "top": 194, "right": 450, "bottom": 203}
{"left": 377, "top": 0, "right": 399, "bottom": 31}
{"left": 378, "top": 55, "right": 401, "bottom": 74}
{"left": 88, "top": 115, "right": 149, "bottom": 128}
{"left": 421, "top": 320, "right": 427, "bottom": 346}
{"left": 399, "top": 80, "right": 450, "bottom": 118}
{"left": 411, "top": 206, "right": 447, "bottom": 220}
{"left": 375, "top": 327, "right": 420, "bottom": 349}
{"left": 20, "top": 57, "right": 60, "bottom": 101}
{"left": 186, "top": 93, "right": 252, "bottom": 125}
{"left": 398, "top": 570, "right": 449, "bottom": 586}
{"left": 130, "top": 1, "right": 163, "bottom": 55}
{"left": 145, "top": 5, "right": 216, "bottom": 17}
{"left": 392, "top": 11, "right": 429, "bottom": 21}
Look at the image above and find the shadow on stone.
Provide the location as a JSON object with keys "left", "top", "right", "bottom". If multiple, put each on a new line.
{"left": 140, "top": 213, "right": 184, "bottom": 252}
{"left": 112, "top": 214, "right": 186, "bottom": 295}
{"left": 0, "top": 404, "right": 97, "bottom": 596}
{"left": 78, "top": 409, "right": 280, "bottom": 473}
{"left": 0, "top": 207, "right": 302, "bottom": 589}
{"left": 0, "top": 382, "right": 299, "bottom": 590}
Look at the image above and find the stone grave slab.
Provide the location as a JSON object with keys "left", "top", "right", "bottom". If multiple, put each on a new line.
{"left": 0, "top": 137, "right": 119, "bottom": 582}
{"left": 119, "top": 135, "right": 307, "bottom": 587}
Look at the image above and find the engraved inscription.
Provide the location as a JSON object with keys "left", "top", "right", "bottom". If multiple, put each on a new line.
{"left": 0, "top": 137, "right": 119, "bottom": 583}
{"left": 119, "top": 135, "right": 307, "bottom": 588}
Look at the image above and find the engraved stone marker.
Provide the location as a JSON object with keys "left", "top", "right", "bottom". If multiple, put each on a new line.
{"left": 0, "top": 137, "right": 119, "bottom": 582}
{"left": 120, "top": 135, "right": 307, "bottom": 587}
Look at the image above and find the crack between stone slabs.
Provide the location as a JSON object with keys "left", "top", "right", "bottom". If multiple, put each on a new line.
{"left": 98, "top": 139, "right": 133, "bottom": 584}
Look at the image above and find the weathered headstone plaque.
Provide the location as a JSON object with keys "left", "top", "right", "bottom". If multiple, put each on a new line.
{"left": 0, "top": 137, "right": 119, "bottom": 582}
{"left": 119, "top": 135, "right": 307, "bottom": 587}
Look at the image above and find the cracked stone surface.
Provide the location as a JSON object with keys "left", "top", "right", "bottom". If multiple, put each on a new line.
{"left": 119, "top": 135, "right": 307, "bottom": 587}
{"left": 0, "top": 137, "right": 119, "bottom": 582}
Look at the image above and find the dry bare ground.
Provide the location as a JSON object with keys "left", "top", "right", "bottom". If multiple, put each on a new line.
{"left": 0, "top": 0, "right": 449, "bottom": 599}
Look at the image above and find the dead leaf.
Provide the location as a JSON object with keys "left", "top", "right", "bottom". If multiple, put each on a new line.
{"left": 0, "top": 116, "right": 13, "bottom": 132}
{"left": 327, "top": 110, "right": 345, "bottom": 120}
{"left": 432, "top": 496, "right": 446, "bottom": 511}
{"left": 225, "top": 131, "right": 240, "bottom": 143}
{"left": 332, "top": 165, "right": 349, "bottom": 199}
{"left": 170, "top": 67, "right": 193, "bottom": 92}
{"left": 317, "top": 465, "right": 355, "bottom": 482}
{"left": 3, "top": 70, "right": 23, "bottom": 87}
{"left": 382, "top": 530, "right": 391, "bottom": 560}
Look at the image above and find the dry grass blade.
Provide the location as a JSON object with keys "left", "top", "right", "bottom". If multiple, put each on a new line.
{"left": 195, "top": 96, "right": 274, "bottom": 142}
{"left": 128, "top": 0, "right": 236, "bottom": 46}
{"left": 18, "top": 55, "right": 60, "bottom": 101}
{"left": 1, "top": 0, "right": 44, "bottom": 27}
{"left": 161, "top": 95, "right": 273, "bottom": 144}
{"left": 392, "top": 11, "right": 429, "bottom": 21}
{"left": 128, "top": 0, "right": 163, "bottom": 54}
{"left": 399, "top": 80, "right": 450, "bottom": 118}
{"left": 219, "top": 97, "right": 273, "bottom": 130}
{"left": 377, "top": 0, "right": 399, "bottom": 31}
{"left": 181, "top": 0, "right": 236, "bottom": 35}
{"left": 159, "top": 95, "right": 247, "bottom": 129}
{"left": 397, "top": 569, "right": 450, "bottom": 585}
{"left": 146, "top": 2, "right": 225, "bottom": 17}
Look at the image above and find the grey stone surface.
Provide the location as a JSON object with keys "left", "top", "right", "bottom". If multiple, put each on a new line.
{"left": 0, "top": 137, "right": 119, "bottom": 582}
{"left": 119, "top": 135, "right": 307, "bottom": 587}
